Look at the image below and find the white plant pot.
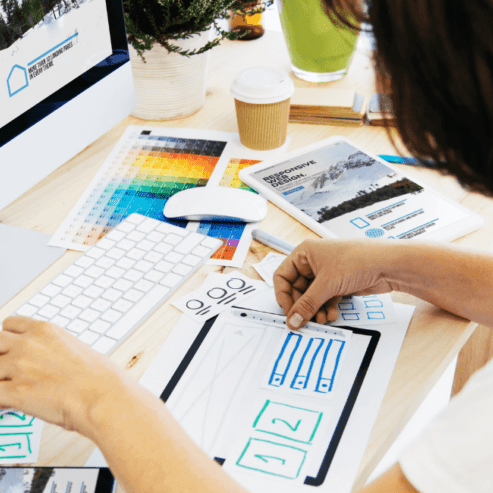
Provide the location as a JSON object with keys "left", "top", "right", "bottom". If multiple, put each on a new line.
{"left": 129, "top": 30, "right": 212, "bottom": 120}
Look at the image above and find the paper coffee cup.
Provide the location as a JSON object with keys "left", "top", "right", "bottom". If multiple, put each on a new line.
{"left": 231, "top": 67, "right": 295, "bottom": 150}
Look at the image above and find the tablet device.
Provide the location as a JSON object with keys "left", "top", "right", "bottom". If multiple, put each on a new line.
{"left": 0, "top": 467, "right": 115, "bottom": 492}
{"left": 239, "top": 136, "right": 483, "bottom": 242}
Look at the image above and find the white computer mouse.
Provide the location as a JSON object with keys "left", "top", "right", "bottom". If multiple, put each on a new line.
{"left": 163, "top": 187, "right": 268, "bottom": 222}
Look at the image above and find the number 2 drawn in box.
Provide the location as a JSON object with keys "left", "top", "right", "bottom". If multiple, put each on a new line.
{"left": 253, "top": 400, "right": 323, "bottom": 444}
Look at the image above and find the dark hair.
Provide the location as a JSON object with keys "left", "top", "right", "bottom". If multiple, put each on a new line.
{"left": 323, "top": 0, "right": 493, "bottom": 195}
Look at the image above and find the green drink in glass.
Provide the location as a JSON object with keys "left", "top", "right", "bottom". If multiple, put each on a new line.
{"left": 277, "top": 0, "right": 359, "bottom": 82}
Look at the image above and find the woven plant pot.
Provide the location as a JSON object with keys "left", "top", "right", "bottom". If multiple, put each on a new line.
{"left": 129, "top": 30, "right": 211, "bottom": 120}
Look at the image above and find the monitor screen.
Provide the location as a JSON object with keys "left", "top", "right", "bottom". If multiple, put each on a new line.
{"left": 0, "top": 0, "right": 134, "bottom": 212}
{"left": 0, "top": 0, "right": 129, "bottom": 147}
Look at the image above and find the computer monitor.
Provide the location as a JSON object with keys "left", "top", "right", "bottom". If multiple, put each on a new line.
{"left": 0, "top": 0, "right": 134, "bottom": 212}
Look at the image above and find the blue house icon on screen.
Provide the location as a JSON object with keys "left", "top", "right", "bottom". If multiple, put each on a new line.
{"left": 7, "top": 64, "right": 28, "bottom": 97}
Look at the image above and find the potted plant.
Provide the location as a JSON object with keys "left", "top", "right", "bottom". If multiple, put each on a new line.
{"left": 123, "top": 0, "right": 269, "bottom": 120}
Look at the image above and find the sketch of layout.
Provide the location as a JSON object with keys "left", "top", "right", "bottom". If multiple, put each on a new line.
{"left": 262, "top": 329, "right": 350, "bottom": 398}
{"left": 166, "top": 318, "right": 274, "bottom": 456}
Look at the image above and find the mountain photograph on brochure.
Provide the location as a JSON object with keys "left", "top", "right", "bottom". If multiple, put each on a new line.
{"left": 287, "top": 144, "right": 423, "bottom": 224}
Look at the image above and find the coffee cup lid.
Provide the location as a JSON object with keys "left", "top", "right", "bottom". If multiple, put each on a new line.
{"left": 231, "top": 67, "right": 295, "bottom": 105}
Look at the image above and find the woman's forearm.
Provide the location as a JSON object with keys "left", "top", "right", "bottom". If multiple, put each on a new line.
{"left": 384, "top": 241, "right": 493, "bottom": 327}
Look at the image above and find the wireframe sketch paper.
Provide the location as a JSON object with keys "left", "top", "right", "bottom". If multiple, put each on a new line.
{"left": 0, "top": 412, "right": 43, "bottom": 464}
{"left": 172, "top": 271, "right": 268, "bottom": 321}
{"left": 253, "top": 252, "right": 287, "bottom": 286}
{"left": 329, "top": 293, "right": 396, "bottom": 325}
{"left": 138, "top": 296, "right": 415, "bottom": 492}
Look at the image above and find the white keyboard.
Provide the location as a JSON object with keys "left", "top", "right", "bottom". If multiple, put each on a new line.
{"left": 14, "top": 214, "right": 222, "bottom": 355}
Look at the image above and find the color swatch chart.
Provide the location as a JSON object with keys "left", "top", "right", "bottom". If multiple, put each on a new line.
{"left": 50, "top": 128, "right": 227, "bottom": 250}
{"left": 198, "top": 158, "right": 260, "bottom": 262}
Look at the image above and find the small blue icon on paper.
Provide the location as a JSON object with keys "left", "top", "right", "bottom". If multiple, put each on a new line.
{"left": 7, "top": 65, "right": 28, "bottom": 97}
{"left": 365, "top": 228, "right": 385, "bottom": 238}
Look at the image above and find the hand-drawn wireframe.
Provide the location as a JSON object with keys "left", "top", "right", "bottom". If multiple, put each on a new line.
{"left": 173, "top": 271, "right": 266, "bottom": 321}
{"left": 338, "top": 301, "right": 355, "bottom": 310}
{"left": 367, "top": 312, "right": 385, "bottom": 320}
{"left": 236, "top": 438, "right": 307, "bottom": 479}
{"left": 364, "top": 299, "right": 383, "bottom": 308}
{"left": 167, "top": 318, "right": 274, "bottom": 455}
{"left": 253, "top": 400, "right": 323, "bottom": 444}
{"left": 0, "top": 412, "right": 37, "bottom": 461}
{"left": 342, "top": 313, "right": 360, "bottom": 321}
{"left": 264, "top": 330, "right": 348, "bottom": 397}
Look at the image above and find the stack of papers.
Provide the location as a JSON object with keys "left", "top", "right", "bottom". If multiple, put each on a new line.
{"left": 365, "top": 93, "right": 396, "bottom": 126}
{"left": 289, "top": 88, "right": 368, "bottom": 126}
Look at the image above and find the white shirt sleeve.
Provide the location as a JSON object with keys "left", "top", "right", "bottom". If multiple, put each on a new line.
{"left": 399, "top": 357, "right": 493, "bottom": 493}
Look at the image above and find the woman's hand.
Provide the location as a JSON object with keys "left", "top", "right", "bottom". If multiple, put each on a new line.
{"left": 0, "top": 316, "right": 129, "bottom": 434}
{"left": 273, "top": 239, "right": 395, "bottom": 329}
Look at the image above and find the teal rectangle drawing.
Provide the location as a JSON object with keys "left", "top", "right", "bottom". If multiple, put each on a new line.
{"left": 253, "top": 400, "right": 323, "bottom": 444}
{"left": 236, "top": 438, "right": 307, "bottom": 479}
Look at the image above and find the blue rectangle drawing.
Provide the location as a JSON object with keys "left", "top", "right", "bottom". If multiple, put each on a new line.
{"left": 338, "top": 302, "right": 355, "bottom": 311}
{"left": 342, "top": 313, "right": 360, "bottom": 321}
{"left": 350, "top": 217, "right": 370, "bottom": 229}
{"left": 269, "top": 332, "right": 302, "bottom": 387}
{"left": 316, "top": 340, "right": 345, "bottom": 393}
{"left": 367, "top": 312, "right": 385, "bottom": 320}
{"left": 364, "top": 300, "right": 383, "bottom": 308}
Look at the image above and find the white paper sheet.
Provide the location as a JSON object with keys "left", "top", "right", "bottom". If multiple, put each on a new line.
{"left": 0, "top": 412, "right": 43, "bottom": 464}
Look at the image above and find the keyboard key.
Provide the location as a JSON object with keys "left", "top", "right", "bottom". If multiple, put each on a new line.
{"left": 92, "top": 336, "right": 117, "bottom": 354}
{"left": 123, "top": 269, "right": 143, "bottom": 282}
{"left": 68, "top": 319, "right": 89, "bottom": 334}
{"left": 165, "top": 252, "right": 184, "bottom": 264}
{"left": 30, "top": 294, "right": 50, "bottom": 308}
{"left": 173, "top": 264, "right": 192, "bottom": 276}
{"left": 38, "top": 304, "right": 60, "bottom": 319}
{"left": 116, "top": 239, "right": 136, "bottom": 251}
{"left": 147, "top": 231, "right": 165, "bottom": 243}
{"left": 156, "top": 223, "right": 173, "bottom": 234}
{"left": 72, "top": 295, "right": 93, "bottom": 309}
{"left": 174, "top": 233, "right": 204, "bottom": 254}
{"left": 192, "top": 246, "right": 210, "bottom": 257}
{"left": 41, "top": 283, "right": 62, "bottom": 297}
{"left": 79, "top": 330, "right": 100, "bottom": 345}
{"left": 115, "top": 221, "right": 134, "bottom": 233}
{"left": 75, "top": 256, "right": 94, "bottom": 269}
{"left": 122, "top": 289, "right": 144, "bottom": 303}
{"left": 106, "top": 266, "right": 125, "bottom": 279}
{"left": 136, "top": 218, "right": 158, "bottom": 233}
{"left": 51, "top": 315, "right": 69, "bottom": 328}
{"left": 163, "top": 234, "right": 182, "bottom": 246}
{"left": 113, "top": 279, "right": 133, "bottom": 292}
{"left": 91, "top": 299, "right": 112, "bottom": 312}
{"left": 134, "top": 260, "right": 153, "bottom": 273}
{"left": 95, "top": 256, "right": 116, "bottom": 269}
{"left": 113, "top": 299, "right": 133, "bottom": 313}
{"left": 182, "top": 254, "right": 201, "bottom": 267}
{"left": 79, "top": 309, "right": 100, "bottom": 323}
{"left": 116, "top": 257, "right": 135, "bottom": 270}
{"left": 53, "top": 274, "right": 73, "bottom": 288}
{"left": 65, "top": 265, "right": 84, "bottom": 278}
{"left": 90, "top": 320, "right": 111, "bottom": 334}
{"left": 86, "top": 247, "right": 106, "bottom": 259}
{"left": 60, "top": 306, "right": 82, "bottom": 319}
{"left": 84, "top": 285, "right": 104, "bottom": 299}
{"left": 63, "top": 285, "right": 83, "bottom": 298}
{"left": 202, "top": 237, "right": 222, "bottom": 249}
{"left": 105, "top": 229, "right": 126, "bottom": 242}
{"left": 101, "top": 309, "right": 122, "bottom": 324}
{"left": 126, "top": 214, "right": 145, "bottom": 225}
{"left": 106, "top": 247, "right": 126, "bottom": 260}
{"left": 94, "top": 276, "right": 115, "bottom": 289}
{"left": 136, "top": 240, "right": 156, "bottom": 252}
{"left": 51, "top": 295, "right": 72, "bottom": 308}
{"left": 155, "top": 260, "right": 174, "bottom": 273}
{"left": 101, "top": 289, "right": 123, "bottom": 303}
{"left": 144, "top": 251, "right": 163, "bottom": 263}
{"left": 16, "top": 304, "right": 37, "bottom": 317}
{"left": 160, "top": 273, "right": 183, "bottom": 288}
{"left": 154, "top": 243, "right": 173, "bottom": 255}
{"left": 134, "top": 279, "right": 154, "bottom": 293}
{"left": 96, "top": 238, "right": 116, "bottom": 250}
{"left": 85, "top": 266, "right": 105, "bottom": 279}
{"left": 127, "top": 231, "right": 145, "bottom": 242}
{"left": 126, "top": 248, "right": 146, "bottom": 260}
{"left": 73, "top": 275, "right": 94, "bottom": 289}
{"left": 144, "top": 270, "right": 164, "bottom": 283}
{"left": 32, "top": 314, "right": 48, "bottom": 322}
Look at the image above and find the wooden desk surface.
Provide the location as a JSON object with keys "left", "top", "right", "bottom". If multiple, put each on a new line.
{"left": 0, "top": 30, "right": 486, "bottom": 490}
